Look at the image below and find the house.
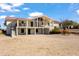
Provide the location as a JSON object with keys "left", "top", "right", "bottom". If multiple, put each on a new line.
{"left": 5, "top": 15, "right": 60, "bottom": 37}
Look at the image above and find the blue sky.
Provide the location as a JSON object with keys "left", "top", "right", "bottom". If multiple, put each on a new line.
{"left": 0, "top": 3, "right": 79, "bottom": 29}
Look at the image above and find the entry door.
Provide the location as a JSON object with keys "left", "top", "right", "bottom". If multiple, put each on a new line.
{"left": 21, "top": 29, "right": 25, "bottom": 34}
{"left": 28, "top": 29, "right": 31, "bottom": 34}
{"left": 36, "top": 29, "right": 38, "bottom": 34}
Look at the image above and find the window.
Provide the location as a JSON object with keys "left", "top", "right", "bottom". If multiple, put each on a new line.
{"left": 36, "top": 29, "right": 38, "bottom": 33}
{"left": 38, "top": 17, "right": 43, "bottom": 21}
{"left": 21, "top": 29, "right": 24, "bottom": 33}
{"left": 31, "top": 22, "right": 33, "bottom": 27}
{"left": 21, "top": 21, "right": 24, "bottom": 24}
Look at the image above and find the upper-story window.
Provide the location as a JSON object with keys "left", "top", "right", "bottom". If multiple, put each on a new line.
{"left": 38, "top": 17, "right": 43, "bottom": 21}
{"left": 31, "top": 21, "right": 33, "bottom": 27}
{"left": 19, "top": 21, "right": 26, "bottom": 26}
{"left": 22, "top": 21, "right": 24, "bottom": 24}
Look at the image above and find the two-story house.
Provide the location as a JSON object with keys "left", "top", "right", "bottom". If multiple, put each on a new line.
{"left": 5, "top": 16, "right": 60, "bottom": 37}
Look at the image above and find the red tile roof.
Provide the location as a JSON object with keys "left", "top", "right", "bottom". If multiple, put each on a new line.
{"left": 5, "top": 16, "right": 32, "bottom": 21}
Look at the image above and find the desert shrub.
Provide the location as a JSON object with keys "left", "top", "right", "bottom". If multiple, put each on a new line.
{"left": 60, "top": 29, "right": 70, "bottom": 34}
{"left": 50, "top": 27, "right": 61, "bottom": 34}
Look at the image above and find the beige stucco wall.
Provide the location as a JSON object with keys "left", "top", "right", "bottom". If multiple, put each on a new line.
{"left": 18, "top": 28, "right": 26, "bottom": 35}
{"left": 6, "top": 16, "right": 60, "bottom": 35}
{"left": 30, "top": 28, "right": 35, "bottom": 34}
{"left": 53, "top": 23, "right": 59, "bottom": 28}
{"left": 6, "top": 21, "right": 12, "bottom": 35}
{"left": 6, "top": 21, "right": 16, "bottom": 35}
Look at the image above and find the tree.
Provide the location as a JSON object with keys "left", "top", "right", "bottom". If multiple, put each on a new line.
{"left": 62, "top": 19, "right": 78, "bottom": 29}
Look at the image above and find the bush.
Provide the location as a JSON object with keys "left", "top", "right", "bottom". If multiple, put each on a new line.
{"left": 60, "top": 29, "right": 70, "bottom": 34}
{"left": 50, "top": 27, "right": 61, "bottom": 34}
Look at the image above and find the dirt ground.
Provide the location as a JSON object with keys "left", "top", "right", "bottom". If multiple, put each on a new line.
{"left": 0, "top": 34, "right": 79, "bottom": 56}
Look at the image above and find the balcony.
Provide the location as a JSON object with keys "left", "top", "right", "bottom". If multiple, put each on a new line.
{"left": 19, "top": 23, "right": 26, "bottom": 26}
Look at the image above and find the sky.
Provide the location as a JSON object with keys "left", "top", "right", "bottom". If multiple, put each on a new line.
{"left": 0, "top": 3, "right": 79, "bottom": 29}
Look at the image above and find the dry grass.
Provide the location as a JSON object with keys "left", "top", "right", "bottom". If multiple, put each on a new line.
{"left": 0, "top": 34, "right": 79, "bottom": 56}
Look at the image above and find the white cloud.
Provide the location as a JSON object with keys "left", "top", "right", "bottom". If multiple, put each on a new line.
{"left": 0, "top": 15, "right": 6, "bottom": 19}
{"left": 12, "top": 9, "right": 20, "bottom": 12}
{"left": 11, "top": 3, "right": 24, "bottom": 7}
{"left": 23, "top": 8, "right": 29, "bottom": 10}
{"left": 0, "top": 4, "right": 12, "bottom": 11}
{"left": 0, "top": 10, "right": 5, "bottom": 12}
{"left": 76, "top": 9, "right": 79, "bottom": 15}
{"left": 29, "top": 12, "right": 44, "bottom": 17}
{"left": 9, "top": 15, "right": 15, "bottom": 17}
{"left": 0, "top": 3, "right": 24, "bottom": 12}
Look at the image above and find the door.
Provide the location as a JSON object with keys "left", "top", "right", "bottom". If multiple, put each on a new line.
{"left": 21, "top": 28, "right": 25, "bottom": 34}
{"left": 36, "top": 29, "right": 38, "bottom": 34}
{"left": 28, "top": 29, "right": 31, "bottom": 34}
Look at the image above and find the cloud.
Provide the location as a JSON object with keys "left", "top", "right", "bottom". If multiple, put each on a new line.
{"left": 69, "top": 4, "right": 79, "bottom": 13}
{"left": 0, "top": 4, "right": 12, "bottom": 11}
{"left": 9, "top": 15, "right": 15, "bottom": 17}
{"left": 11, "top": 3, "right": 24, "bottom": 7}
{"left": 23, "top": 8, "right": 30, "bottom": 10}
{"left": 12, "top": 9, "right": 20, "bottom": 12}
{"left": 0, "top": 3, "right": 24, "bottom": 12}
{"left": 76, "top": 9, "right": 79, "bottom": 15}
{"left": 0, "top": 10, "right": 6, "bottom": 13}
{"left": 0, "top": 15, "right": 6, "bottom": 19}
{"left": 29, "top": 12, "right": 44, "bottom": 17}
{"left": 0, "top": 15, "right": 15, "bottom": 20}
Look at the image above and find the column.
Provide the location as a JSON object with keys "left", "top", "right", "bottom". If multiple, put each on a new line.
{"left": 42, "top": 28, "right": 44, "bottom": 34}
{"left": 35, "top": 28, "right": 36, "bottom": 35}
{"left": 33, "top": 20, "right": 34, "bottom": 27}
{"left": 17, "top": 20, "right": 19, "bottom": 27}
{"left": 16, "top": 20, "right": 19, "bottom": 36}
{"left": 37, "top": 18, "right": 38, "bottom": 27}
{"left": 26, "top": 20, "right": 28, "bottom": 27}
{"left": 26, "top": 28, "right": 27, "bottom": 35}
{"left": 16, "top": 28, "right": 18, "bottom": 36}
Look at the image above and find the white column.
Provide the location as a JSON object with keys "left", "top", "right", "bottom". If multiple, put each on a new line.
{"left": 42, "top": 28, "right": 44, "bottom": 34}
{"left": 17, "top": 20, "right": 19, "bottom": 27}
{"left": 26, "top": 28, "right": 27, "bottom": 35}
{"left": 37, "top": 18, "right": 38, "bottom": 27}
{"left": 35, "top": 28, "right": 36, "bottom": 35}
{"left": 26, "top": 20, "right": 28, "bottom": 27}
{"left": 16, "top": 20, "right": 19, "bottom": 36}
{"left": 16, "top": 28, "right": 18, "bottom": 36}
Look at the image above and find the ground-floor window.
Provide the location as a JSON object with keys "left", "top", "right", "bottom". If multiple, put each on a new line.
{"left": 21, "top": 28, "right": 24, "bottom": 34}
{"left": 36, "top": 29, "right": 38, "bottom": 33}
{"left": 28, "top": 29, "right": 31, "bottom": 34}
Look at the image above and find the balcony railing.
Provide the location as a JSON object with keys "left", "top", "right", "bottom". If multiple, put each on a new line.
{"left": 19, "top": 23, "right": 26, "bottom": 26}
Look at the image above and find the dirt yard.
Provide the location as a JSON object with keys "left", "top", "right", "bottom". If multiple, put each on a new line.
{"left": 0, "top": 34, "right": 79, "bottom": 56}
